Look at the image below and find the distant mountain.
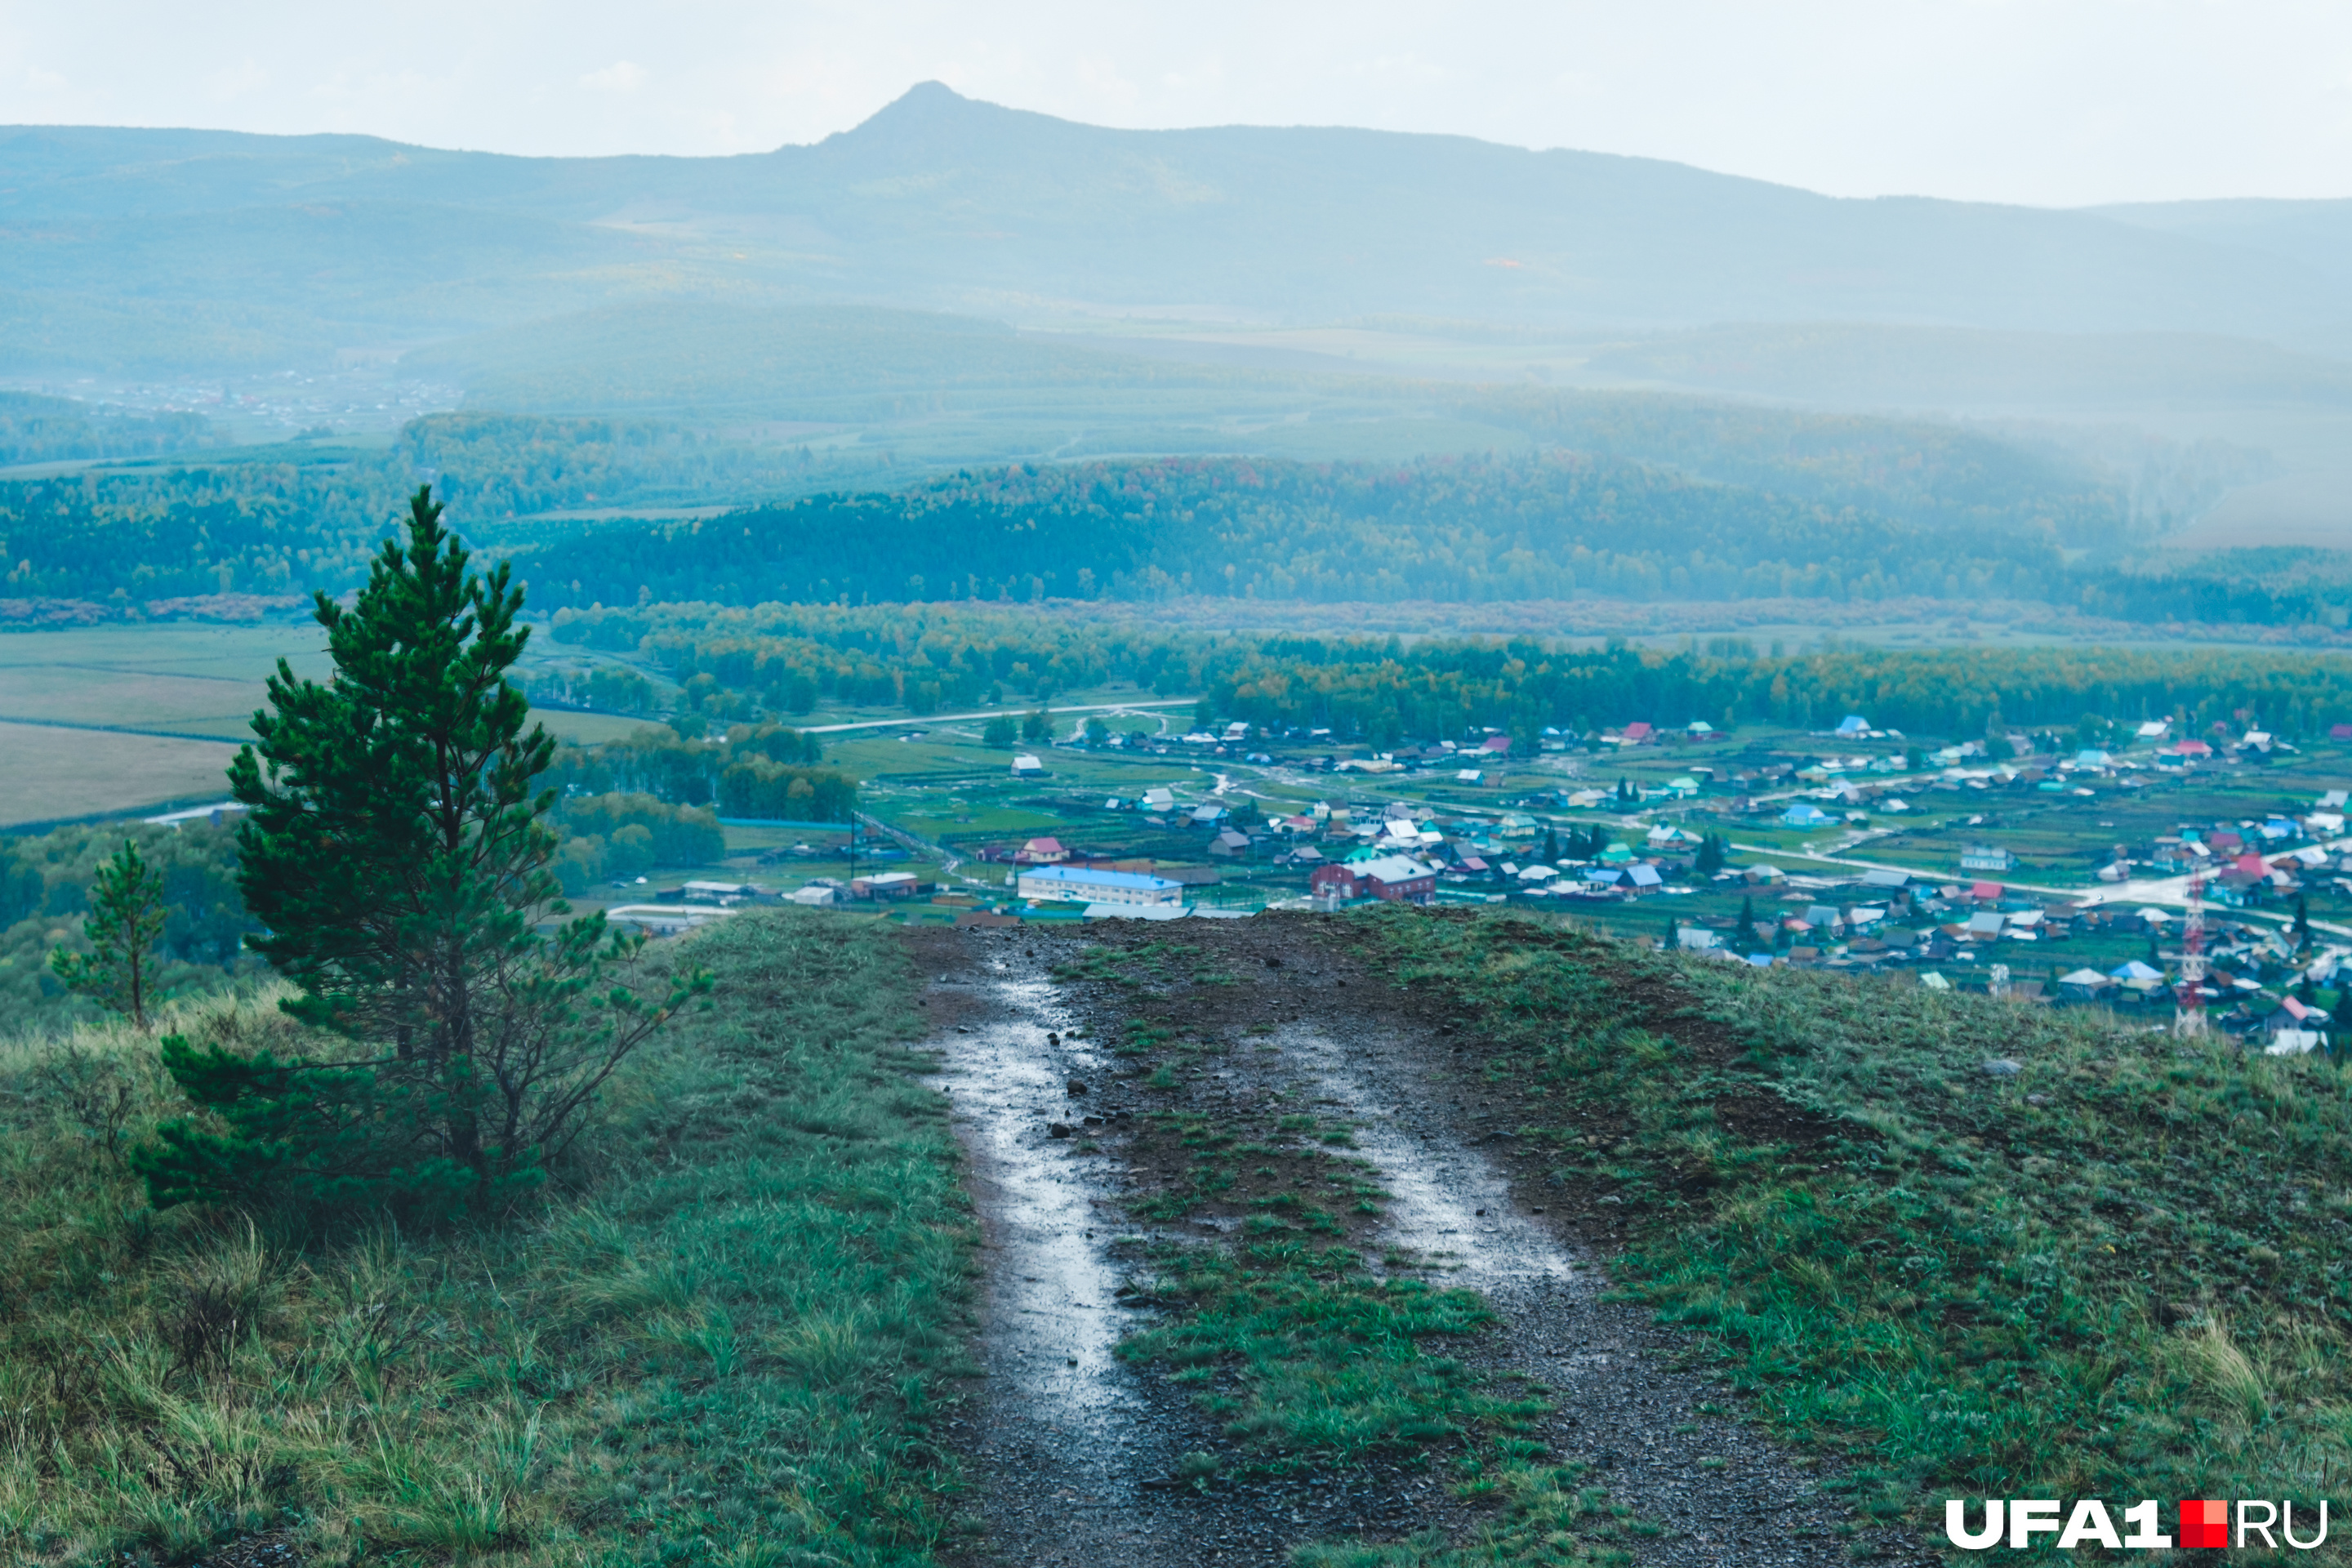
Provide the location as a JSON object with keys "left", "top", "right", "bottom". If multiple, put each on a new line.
{"left": 2, "top": 83, "right": 2347, "bottom": 379}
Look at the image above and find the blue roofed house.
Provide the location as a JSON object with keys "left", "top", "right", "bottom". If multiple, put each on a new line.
{"left": 1781, "top": 803, "right": 1834, "bottom": 828}
{"left": 1835, "top": 715, "right": 1871, "bottom": 737}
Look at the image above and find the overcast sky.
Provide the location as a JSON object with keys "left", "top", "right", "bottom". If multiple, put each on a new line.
{"left": 3, "top": 0, "right": 2349, "bottom": 207}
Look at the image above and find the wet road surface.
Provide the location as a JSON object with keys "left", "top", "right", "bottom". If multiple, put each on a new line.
{"left": 920, "top": 922, "right": 1916, "bottom": 1566}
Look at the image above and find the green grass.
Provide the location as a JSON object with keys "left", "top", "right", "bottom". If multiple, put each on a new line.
{"left": 1293, "top": 1464, "right": 1637, "bottom": 1568}
{"left": 0, "top": 909, "right": 972, "bottom": 1566}
{"left": 1120, "top": 1228, "right": 1528, "bottom": 1472}
{"left": 1366, "top": 906, "right": 2352, "bottom": 1542}
{"left": 1090, "top": 987, "right": 1638, "bottom": 1565}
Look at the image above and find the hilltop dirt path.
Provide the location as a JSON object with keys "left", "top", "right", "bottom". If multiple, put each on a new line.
{"left": 910, "top": 916, "right": 1924, "bottom": 1567}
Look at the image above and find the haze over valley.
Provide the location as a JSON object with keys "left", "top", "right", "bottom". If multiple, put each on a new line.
{"left": 5, "top": 79, "right": 2350, "bottom": 555}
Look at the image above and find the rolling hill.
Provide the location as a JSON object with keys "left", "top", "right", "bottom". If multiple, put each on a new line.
{"left": 3, "top": 83, "right": 2348, "bottom": 378}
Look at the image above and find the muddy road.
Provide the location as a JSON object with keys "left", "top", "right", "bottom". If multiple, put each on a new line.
{"left": 912, "top": 916, "right": 1916, "bottom": 1566}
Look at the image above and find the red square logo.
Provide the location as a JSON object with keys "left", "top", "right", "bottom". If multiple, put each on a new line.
{"left": 2180, "top": 1499, "right": 2230, "bottom": 1548}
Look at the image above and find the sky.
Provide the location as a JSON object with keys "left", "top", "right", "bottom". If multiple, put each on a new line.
{"left": 2, "top": 0, "right": 2350, "bottom": 207}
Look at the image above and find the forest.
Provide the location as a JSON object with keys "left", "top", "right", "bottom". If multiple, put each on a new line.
{"left": 514, "top": 454, "right": 2347, "bottom": 626}
{"left": 3, "top": 401, "right": 2325, "bottom": 637}
{"left": 520, "top": 451, "right": 2082, "bottom": 610}
{"left": 0, "top": 398, "right": 2232, "bottom": 605}
{"left": 0, "top": 391, "right": 217, "bottom": 468}
{"left": 1193, "top": 638, "right": 2352, "bottom": 746}
{"left": 550, "top": 598, "right": 2352, "bottom": 749}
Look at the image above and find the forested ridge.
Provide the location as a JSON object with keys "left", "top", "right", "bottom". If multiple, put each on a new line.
{"left": 0, "top": 414, "right": 840, "bottom": 603}
{"left": 0, "top": 412, "right": 2329, "bottom": 630}
{"left": 554, "top": 599, "right": 2352, "bottom": 746}
{"left": 525, "top": 452, "right": 2077, "bottom": 610}
{"left": 523, "top": 453, "right": 2352, "bottom": 626}
{"left": 0, "top": 392, "right": 217, "bottom": 468}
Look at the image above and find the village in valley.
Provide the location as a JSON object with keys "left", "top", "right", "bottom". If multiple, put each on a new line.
{"left": 604, "top": 699, "right": 2352, "bottom": 1049}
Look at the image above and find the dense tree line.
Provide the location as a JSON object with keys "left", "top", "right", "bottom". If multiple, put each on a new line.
{"left": 5, "top": 415, "right": 2332, "bottom": 632}
{"left": 1194, "top": 640, "right": 2352, "bottom": 746}
{"left": 553, "top": 599, "right": 2352, "bottom": 750}
{"left": 520, "top": 452, "right": 2076, "bottom": 611}
{"left": 519, "top": 454, "right": 2352, "bottom": 625}
{"left": 0, "top": 392, "right": 216, "bottom": 468}
{"left": 7, "top": 415, "right": 2341, "bottom": 634}
{"left": 550, "top": 602, "right": 1213, "bottom": 718}
{"left": 390, "top": 412, "right": 828, "bottom": 520}
{"left": 0, "top": 458, "right": 391, "bottom": 601}
{"left": 2073, "top": 547, "right": 2352, "bottom": 629}
{"left": 0, "top": 413, "right": 834, "bottom": 604}
{"left": 524, "top": 662, "right": 665, "bottom": 717}
{"left": 542, "top": 721, "right": 846, "bottom": 817}
{"left": 550, "top": 793, "right": 726, "bottom": 895}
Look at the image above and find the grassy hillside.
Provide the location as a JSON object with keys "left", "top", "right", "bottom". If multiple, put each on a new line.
{"left": 0, "top": 910, "right": 973, "bottom": 1566}
{"left": 1368, "top": 911, "right": 2352, "bottom": 1530}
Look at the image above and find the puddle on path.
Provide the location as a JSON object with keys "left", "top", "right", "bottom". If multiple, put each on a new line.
{"left": 1283, "top": 1022, "right": 1575, "bottom": 1285}
{"left": 938, "top": 962, "right": 1214, "bottom": 1566}
{"left": 946, "top": 973, "right": 1131, "bottom": 1413}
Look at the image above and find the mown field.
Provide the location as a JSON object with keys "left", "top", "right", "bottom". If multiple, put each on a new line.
{"left": 0, "top": 910, "right": 973, "bottom": 1566}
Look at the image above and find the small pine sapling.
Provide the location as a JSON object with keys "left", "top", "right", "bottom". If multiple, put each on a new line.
{"left": 49, "top": 839, "right": 170, "bottom": 1028}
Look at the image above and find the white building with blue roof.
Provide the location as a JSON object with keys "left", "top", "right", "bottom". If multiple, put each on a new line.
{"left": 1016, "top": 864, "right": 1184, "bottom": 906}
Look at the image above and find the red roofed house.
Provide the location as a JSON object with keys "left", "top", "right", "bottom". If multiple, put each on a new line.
{"left": 1621, "top": 722, "right": 1655, "bottom": 745}
{"left": 1969, "top": 881, "right": 2004, "bottom": 902}
{"left": 1478, "top": 735, "right": 1512, "bottom": 755}
{"left": 1015, "top": 836, "right": 1070, "bottom": 864}
{"left": 2167, "top": 739, "right": 2214, "bottom": 759}
{"left": 1310, "top": 855, "right": 1438, "bottom": 905}
{"left": 2332, "top": 724, "right": 2352, "bottom": 742}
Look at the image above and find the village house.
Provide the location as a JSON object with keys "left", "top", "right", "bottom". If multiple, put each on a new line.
{"left": 1310, "top": 854, "right": 1438, "bottom": 905}
{"left": 1207, "top": 828, "right": 1254, "bottom": 858}
{"left": 1960, "top": 844, "right": 2013, "bottom": 873}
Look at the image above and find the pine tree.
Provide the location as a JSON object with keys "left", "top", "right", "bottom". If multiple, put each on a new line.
{"left": 2293, "top": 894, "right": 2312, "bottom": 953}
{"left": 134, "top": 486, "right": 706, "bottom": 1216}
{"left": 1740, "top": 893, "right": 1757, "bottom": 942}
{"left": 1695, "top": 832, "right": 1726, "bottom": 877}
{"left": 49, "top": 839, "right": 169, "bottom": 1028}
{"left": 1543, "top": 826, "right": 1560, "bottom": 864}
